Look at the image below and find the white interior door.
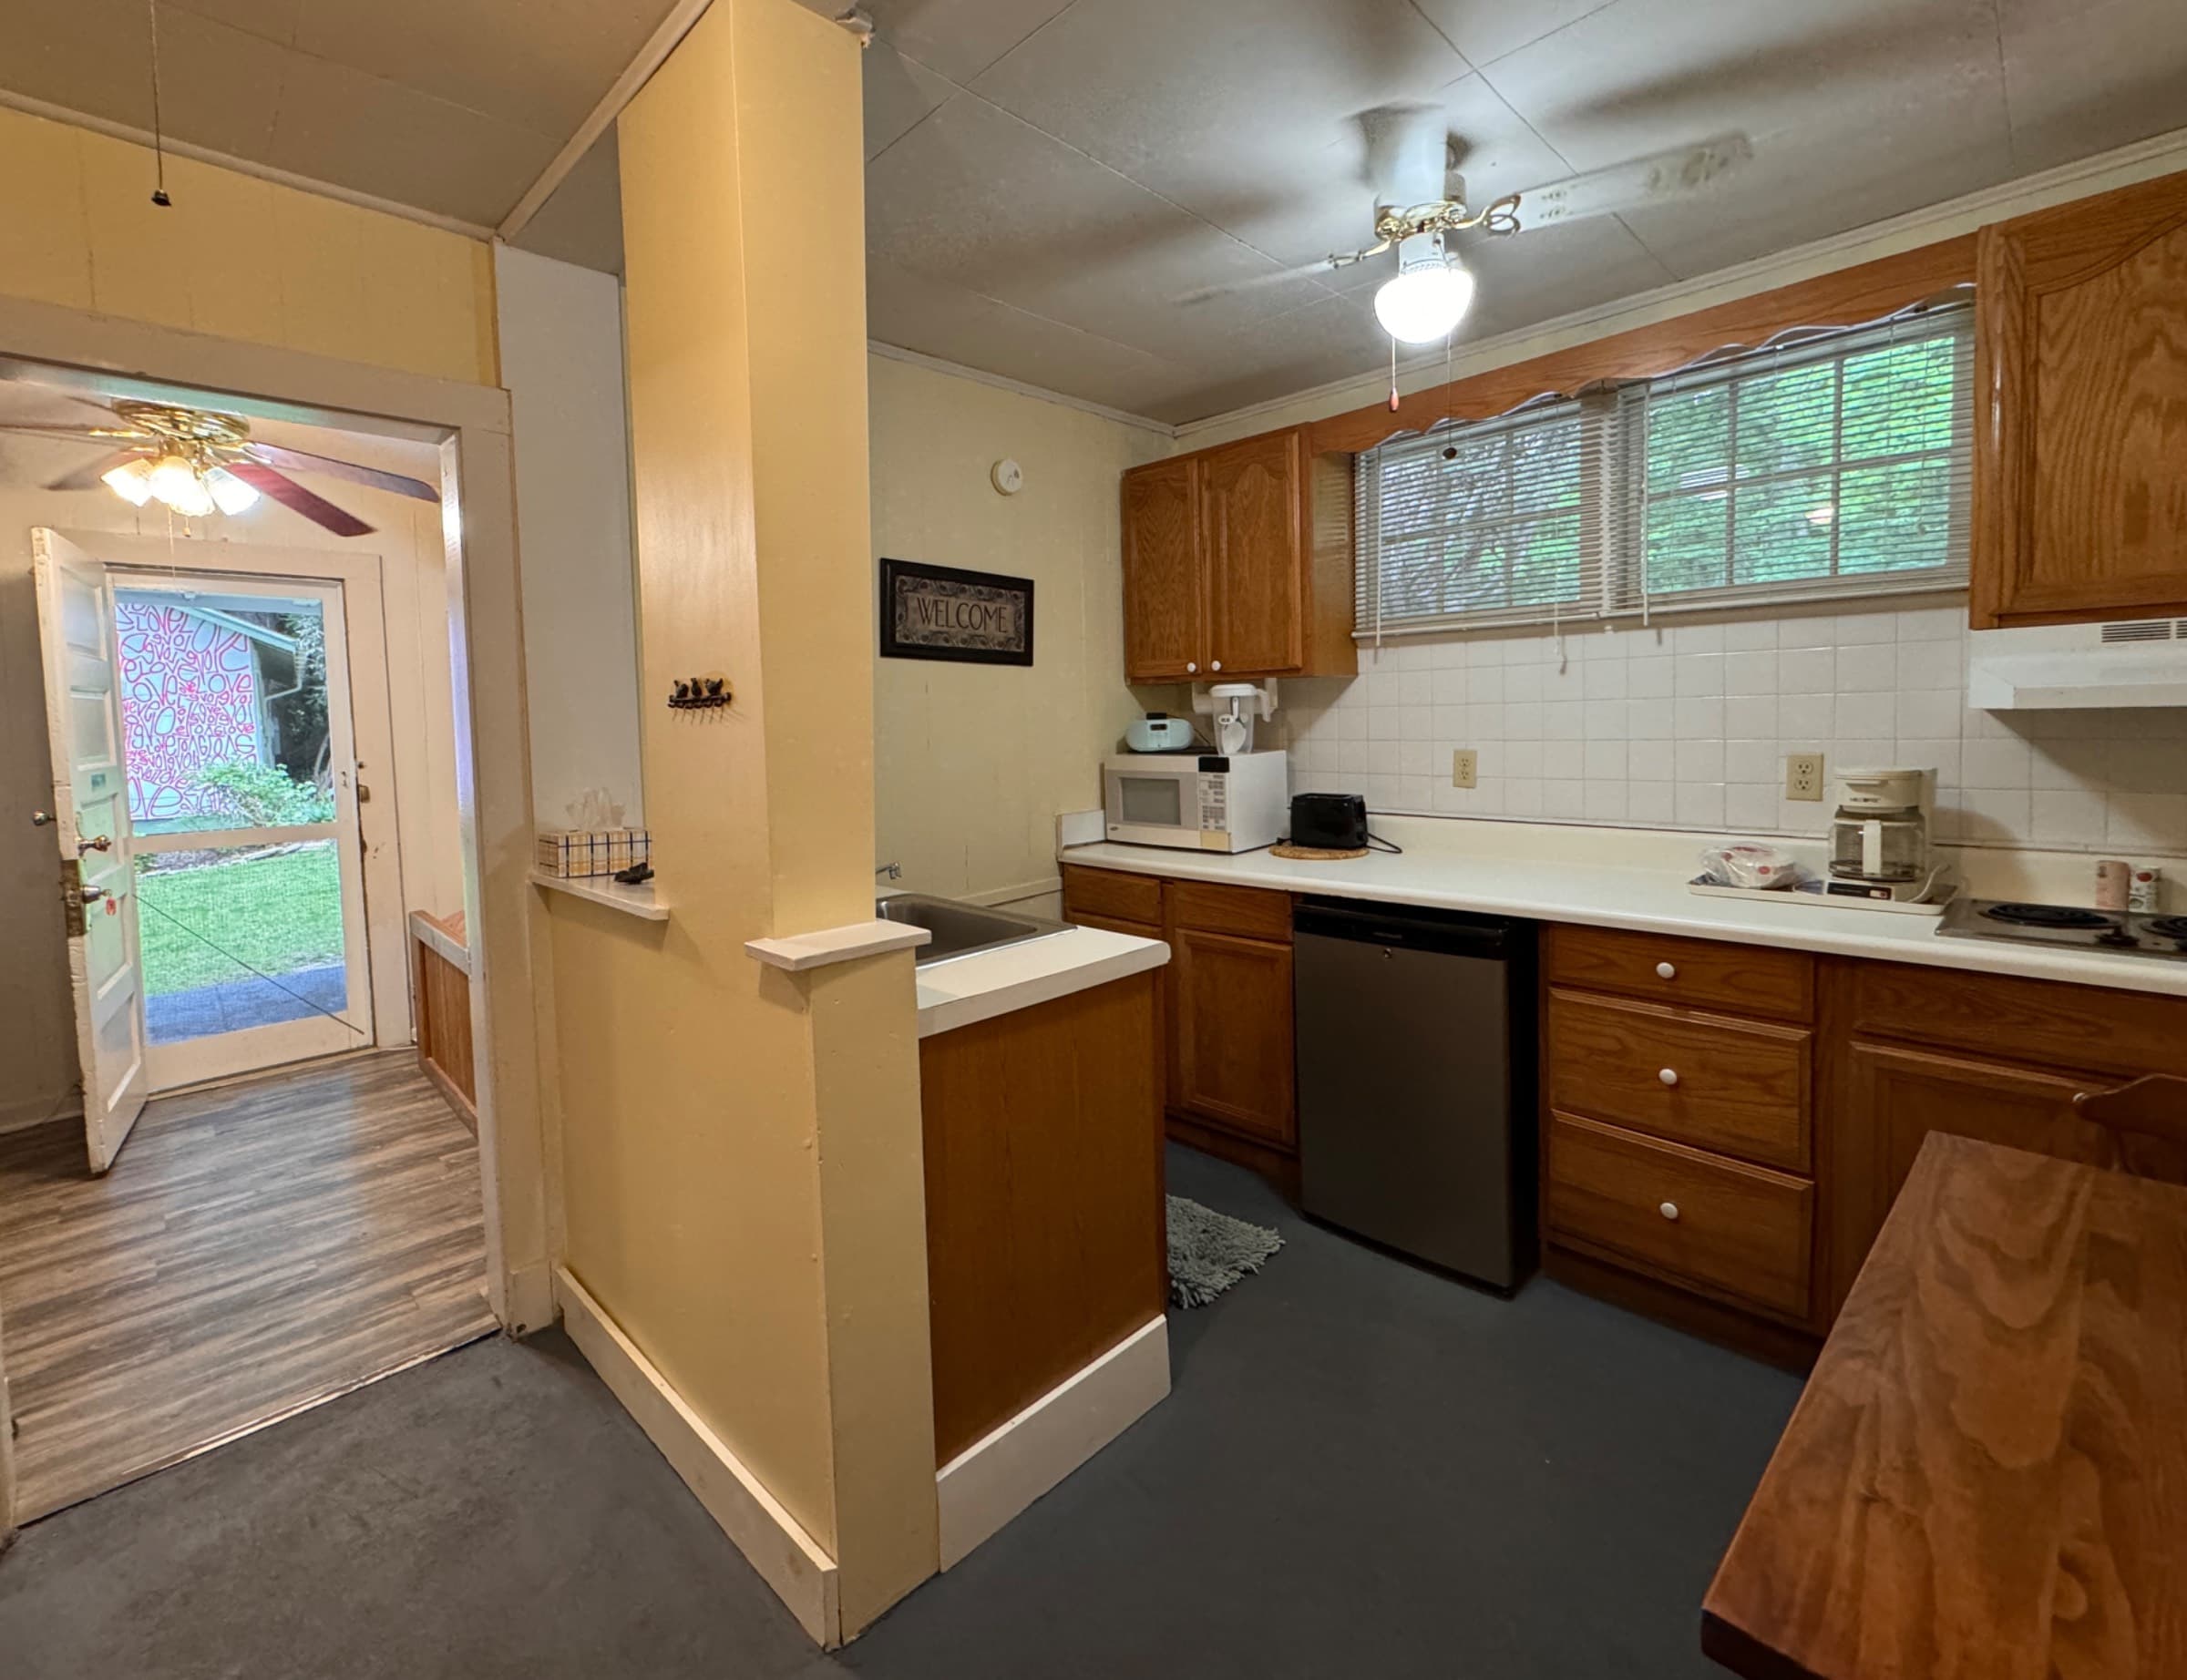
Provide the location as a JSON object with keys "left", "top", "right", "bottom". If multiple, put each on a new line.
{"left": 32, "top": 528, "right": 149, "bottom": 1173}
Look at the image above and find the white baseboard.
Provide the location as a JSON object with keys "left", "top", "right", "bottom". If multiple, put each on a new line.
{"left": 936, "top": 1315, "right": 1170, "bottom": 1570}
{"left": 501, "top": 1259, "right": 555, "bottom": 1338}
{"left": 553, "top": 1266, "right": 842, "bottom": 1645}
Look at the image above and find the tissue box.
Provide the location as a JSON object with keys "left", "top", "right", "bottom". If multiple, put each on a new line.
{"left": 535, "top": 828, "right": 650, "bottom": 878}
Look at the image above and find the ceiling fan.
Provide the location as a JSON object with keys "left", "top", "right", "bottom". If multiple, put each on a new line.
{"left": 1190, "top": 108, "right": 1752, "bottom": 346}
{"left": 0, "top": 396, "right": 438, "bottom": 536}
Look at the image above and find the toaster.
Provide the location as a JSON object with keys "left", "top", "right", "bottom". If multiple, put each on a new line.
{"left": 1289, "top": 792, "right": 1369, "bottom": 850}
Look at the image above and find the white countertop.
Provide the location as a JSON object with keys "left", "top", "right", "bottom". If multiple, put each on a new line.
{"left": 1059, "top": 817, "right": 2187, "bottom": 999}
{"left": 915, "top": 925, "right": 1170, "bottom": 1038}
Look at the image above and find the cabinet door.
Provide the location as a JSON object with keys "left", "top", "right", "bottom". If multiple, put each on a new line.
{"left": 1171, "top": 926, "right": 1295, "bottom": 1147}
{"left": 1068, "top": 911, "right": 1169, "bottom": 1118}
{"left": 1200, "top": 431, "right": 1304, "bottom": 677}
{"left": 1121, "top": 456, "right": 1205, "bottom": 680}
{"left": 1825, "top": 1038, "right": 2121, "bottom": 1313}
{"left": 1973, "top": 173, "right": 2187, "bottom": 627}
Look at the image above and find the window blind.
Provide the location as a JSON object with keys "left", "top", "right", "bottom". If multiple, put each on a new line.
{"left": 1352, "top": 302, "right": 1974, "bottom": 639}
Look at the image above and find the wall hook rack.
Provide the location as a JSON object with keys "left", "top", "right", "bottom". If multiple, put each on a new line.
{"left": 668, "top": 674, "right": 731, "bottom": 711}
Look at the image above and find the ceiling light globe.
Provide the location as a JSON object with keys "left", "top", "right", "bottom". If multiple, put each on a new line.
{"left": 145, "top": 453, "right": 200, "bottom": 508}
{"left": 1374, "top": 258, "right": 1476, "bottom": 345}
{"left": 101, "top": 458, "right": 156, "bottom": 507}
{"left": 205, "top": 466, "right": 261, "bottom": 517}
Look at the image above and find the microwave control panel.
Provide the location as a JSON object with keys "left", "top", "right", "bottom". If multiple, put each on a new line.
{"left": 1196, "top": 776, "right": 1227, "bottom": 833}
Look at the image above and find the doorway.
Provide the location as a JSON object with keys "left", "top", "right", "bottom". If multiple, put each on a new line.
{"left": 117, "top": 570, "right": 377, "bottom": 1091}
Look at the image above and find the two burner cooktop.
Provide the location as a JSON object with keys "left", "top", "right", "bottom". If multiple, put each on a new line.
{"left": 1939, "top": 898, "right": 2187, "bottom": 959}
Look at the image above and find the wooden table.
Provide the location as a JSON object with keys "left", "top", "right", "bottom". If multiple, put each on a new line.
{"left": 1702, "top": 1132, "right": 2187, "bottom": 1678}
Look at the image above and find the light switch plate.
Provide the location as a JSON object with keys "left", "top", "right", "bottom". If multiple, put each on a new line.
{"left": 1452, "top": 748, "right": 1478, "bottom": 789}
{"left": 1785, "top": 753, "right": 1825, "bottom": 801}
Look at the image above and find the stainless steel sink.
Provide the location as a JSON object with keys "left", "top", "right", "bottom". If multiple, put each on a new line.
{"left": 876, "top": 892, "right": 1068, "bottom": 966}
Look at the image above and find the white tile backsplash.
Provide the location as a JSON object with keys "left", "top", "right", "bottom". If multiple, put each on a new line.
{"left": 1282, "top": 604, "right": 2187, "bottom": 856}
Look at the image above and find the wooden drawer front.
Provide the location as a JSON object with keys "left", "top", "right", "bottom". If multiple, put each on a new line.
{"left": 1167, "top": 878, "right": 1292, "bottom": 943}
{"left": 1546, "top": 1113, "right": 1813, "bottom": 1322}
{"left": 1062, "top": 865, "right": 1165, "bottom": 927}
{"left": 1548, "top": 989, "right": 1811, "bottom": 1171}
{"left": 1546, "top": 925, "right": 1813, "bottom": 1022}
{"left": 1844, "top": 959, "right": 2187, "bottom": 1081}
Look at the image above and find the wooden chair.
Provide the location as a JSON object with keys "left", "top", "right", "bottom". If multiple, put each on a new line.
{"left": 2074, "top": 1073, "right": 2187, "bottom": 1184}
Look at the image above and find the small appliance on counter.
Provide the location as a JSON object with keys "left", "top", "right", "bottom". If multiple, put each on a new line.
{"left": 1194, "top": 681, "right": 1276, "bottom": 755}
{"left": 1103, "top": 749, "right": 1288, "bottom": 852}
{"left": 1289, "top": 792, "right": 1370, "bottom": 852}
{"left": 1124, "top": 712, "right": 1196, "bottom": 753}
{"left": 1825, "top": 768, "right": 1945, "bottom": 903}
{"left": 1939, "top": 899, "right": 2187, "bottom": 960}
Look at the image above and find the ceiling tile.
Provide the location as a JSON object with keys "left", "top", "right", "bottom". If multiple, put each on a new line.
{"left": 862, "top": 0, "right": 1078, "bottom": 85}
{"left": 290, "top": 0, "right": 675, "bottom": 138}
{"left": 1406, "top": 0, "right": 1612, "bottom": 68}
{"left": 511, "top": 126, "right": 623, "bottom": 275}
{"left": 1997, "top": 0, "right": 2187, "bottom": 172}
{"left": 865, "top": 94, "right": 1340, "bottom": 361}
{"left": 968, "top": 0, "right": 1469, "bottom": 268}
{"left": 1484, "top": 0, "right": 2012, "bottom": 277}
{"left": 1151, "top": 291, "right": 1395, "bottom": 423}
{"left": 1453, "top": 215, "right": 1673, "bottom": 337}
{"left": 863, "top": 37, "right": 958, "bottom": 160}
{"left": 866, "top": 261, "right": 1193, "bottom": 419}
{"left": 268, "top": 52, "right": 558, "bottom": 228}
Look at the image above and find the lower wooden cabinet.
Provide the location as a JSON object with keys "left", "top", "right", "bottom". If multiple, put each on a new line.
{"left": 1169, "top": 926, "right": 1295, "bottom": 1148}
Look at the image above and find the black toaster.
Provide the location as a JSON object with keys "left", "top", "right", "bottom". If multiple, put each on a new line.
{"left": 1289, "top": 792, "right": 1369, "bottom": 850}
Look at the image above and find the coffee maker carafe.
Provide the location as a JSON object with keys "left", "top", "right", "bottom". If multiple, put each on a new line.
{"left": 1826, "top": 768, "right": 1935, "bottom": 901}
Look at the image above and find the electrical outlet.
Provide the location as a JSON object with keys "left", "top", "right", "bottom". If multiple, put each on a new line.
{"left": 1452, "top": 748, "right": 1478, "bottom": 789}
{"left": 1785, "top": 753, "right": 1825, "bottom": 801}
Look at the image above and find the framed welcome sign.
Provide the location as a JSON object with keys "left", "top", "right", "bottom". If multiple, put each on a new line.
{"left": 878, "top": 558, "right": 1035, "bottom": 667}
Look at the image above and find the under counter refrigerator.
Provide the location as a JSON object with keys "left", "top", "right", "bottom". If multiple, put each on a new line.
{"left": 1292, "top": 896, "right": 1537, "bottom": 1291}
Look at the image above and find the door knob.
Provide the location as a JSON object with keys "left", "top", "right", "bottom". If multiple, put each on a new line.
{"left": 31, "top": 810, "right": 53, "bottom": 826}
{"left": 81, "top": 886, "right": 108, "bottom": 904}
{"left": 1658, "top": 1067, "right": 1679, "bottom": 1087}
{"left": 77, "top": 835, "right": 111, "bottom": 854}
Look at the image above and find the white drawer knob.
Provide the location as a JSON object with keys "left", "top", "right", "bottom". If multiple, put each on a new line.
{"left": 1186, "top": 661, "right": 1197, "bottom": 674}
{"left": 1656, "top": 961, "right": 1677, "bottom": 980}
{"left": 1659, "top": 1201, "right": 1680, "bottom": 1222}
{"left": 1658, "top": 1067, "right": 1679, "bottom": 1087}
{"left": 1211, "top": 660, "right": 1223, "bottom": 671}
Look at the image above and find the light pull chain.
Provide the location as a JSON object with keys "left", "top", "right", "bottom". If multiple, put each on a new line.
{"left": 148, "top": 0, "right": 171, "bottom": 206}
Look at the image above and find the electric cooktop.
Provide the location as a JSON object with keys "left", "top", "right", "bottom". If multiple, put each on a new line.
{"left": 1939, "top": 898, "right": 2187, "bottom": 959}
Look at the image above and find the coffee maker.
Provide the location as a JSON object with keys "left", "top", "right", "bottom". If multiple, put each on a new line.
{"left": 1824, "top": 768, "right": 1942, "bottom": 903}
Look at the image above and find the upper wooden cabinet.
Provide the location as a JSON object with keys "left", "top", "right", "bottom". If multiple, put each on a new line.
{"left": 1972, "top": 172, "right": 2187, "bottom": 628}
{"left": 1119, "top": 428, "right": 1356, "bottom": 682}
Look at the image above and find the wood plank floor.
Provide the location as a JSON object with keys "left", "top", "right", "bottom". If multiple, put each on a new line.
{"left": 0, "top": 1050, "right": 494, "bottom": 1521}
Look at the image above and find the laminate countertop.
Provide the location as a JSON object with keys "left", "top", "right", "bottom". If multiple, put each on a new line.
{"left": 1059, "top": 817, "right": 2187, "bottom": 999}
{"left": 914, "top": 926, "right": 1168, "bottom": 1040}
{"left": 1700, "top": 1131, "right": 2187, "bottom": 1678}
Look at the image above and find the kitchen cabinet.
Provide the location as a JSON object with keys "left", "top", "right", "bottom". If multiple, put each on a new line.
{"left": 1117, "top": 429, "right": 1356, "bottom": 682}
{"left": 1972, "top": 170, "right": 2187, "bottom": 628}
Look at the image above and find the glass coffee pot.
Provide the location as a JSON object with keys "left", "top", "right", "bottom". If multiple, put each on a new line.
{"left": 1828, "top": 768, "right": 1931, "bottom": 886}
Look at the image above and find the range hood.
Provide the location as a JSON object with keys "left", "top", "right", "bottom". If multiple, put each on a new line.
{"left": 1967, "top": 617, "right": 2187, "bottom": 709}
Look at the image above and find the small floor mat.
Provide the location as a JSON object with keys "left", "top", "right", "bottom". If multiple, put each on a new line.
{"left": 1166, "top": 1194, "right": 1285, "bottom": 1308}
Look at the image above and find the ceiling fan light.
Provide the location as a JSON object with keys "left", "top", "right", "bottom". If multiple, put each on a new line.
{"left": 101, "top": 457, "right": 156, "bottom": 507}
{"left": 1374, "top": 253, "right": 1476, "bottom": 345}
{"left": 205, "top": 466, "right": 260, "bottom": 516}
{"left": 145, "top": 453, "right": 203, "bottom": 510}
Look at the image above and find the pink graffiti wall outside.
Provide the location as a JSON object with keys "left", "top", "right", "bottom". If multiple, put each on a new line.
{"left": 116, "top": 600, "right": 262, "bottom": 824}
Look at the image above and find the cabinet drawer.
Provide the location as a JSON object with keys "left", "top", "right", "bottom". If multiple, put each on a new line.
{"left": 1167, "top": 879, "right": 1292, "bottom": 943}
{"left": 1546, "top": 925, "right": 1813, "bottom": 1022}
{"left": 1546, "top": 1113, "right": 1813, "bottom": 1322}
{"left": 1843, "top": 960, "right": 2187, "bottom": 1081}
{"left": 1062, "top": 866, "right": 1165, "bottom": 927}
{"left": 1547, "top": 989, "right": 1811, "bottom": 1172}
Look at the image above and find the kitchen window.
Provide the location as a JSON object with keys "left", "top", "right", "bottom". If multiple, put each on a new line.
{"left": 1353, "top": 302, "right": 1974, "bottom": 638}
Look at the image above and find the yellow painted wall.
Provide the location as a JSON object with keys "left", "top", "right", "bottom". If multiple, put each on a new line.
{"left": 0, "top": 105, "right": 497, "bottom": 386}
{"left": 549, "top": 0, "right": 935, "bottom": 1642}
{"left": 869, "top": 357, "right": 1172, "bottom": 907}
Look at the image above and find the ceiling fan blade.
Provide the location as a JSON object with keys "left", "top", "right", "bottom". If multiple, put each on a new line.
{"left": 221, "top": 461, "right": 376, "bottom": 538}
{"left": 0, "top": 422, "right": 148, "bottom": 440}
{"left": 1356, "top": 104, "right": 1448, "bottom": 208}
{"left": 1507, "top": 134, "right": 1753, "bottom": 230}
{"left": 45, "top": 449, "right": 148, "bottom": 493}
{"left": 240, "top": 442, "right": 439, "bottom": 504}
{"left": 1177, "top": 256, "right": 1360, "bottom": 306}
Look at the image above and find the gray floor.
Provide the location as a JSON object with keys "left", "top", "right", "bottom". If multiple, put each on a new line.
{"left": 0, "top": 1146, "right": 1802, "bottom": 1678}
{"left": 145, "top": 962, "right": 347, "bottom": 1043}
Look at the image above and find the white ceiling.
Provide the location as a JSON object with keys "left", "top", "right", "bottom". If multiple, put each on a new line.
{"left": 861, "top": 0, "right": 2187, "bottom": 424}
{"left": 2, "top": 2, "right": 2183, "bottom": 427}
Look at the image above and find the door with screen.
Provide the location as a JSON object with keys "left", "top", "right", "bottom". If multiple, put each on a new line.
{"left": 113, "top": 569, "right": 375, "bottom": 1091}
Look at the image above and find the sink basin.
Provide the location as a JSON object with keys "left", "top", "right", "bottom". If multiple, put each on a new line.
{"left": 877, "top": 892, "right": 1068, "bottom": 966}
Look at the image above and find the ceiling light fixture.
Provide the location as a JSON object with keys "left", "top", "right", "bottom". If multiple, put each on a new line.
{"left": 1373, "top": 232, "right": 1475, "bottom": 346}
{"left": 204, "top": 466, "right": 261, "bottom": 516}
{"left": 101, "top": 457, "right": 156, "bottom": 506}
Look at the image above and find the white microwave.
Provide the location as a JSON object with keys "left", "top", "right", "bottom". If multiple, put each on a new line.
{"left": 1103, "top": 751, "right": 1288, "bottom": 853}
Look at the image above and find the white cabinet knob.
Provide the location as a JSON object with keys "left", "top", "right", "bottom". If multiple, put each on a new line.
{"left": 1659, "top": 1201, "right": 1680, "bottom": 1222}
{"left": 1656, "top": 961, "right": 1677, "bottom": 980}
{"left": 1211, "top": 660, "right": 1223, "bottom": 671}
{"left": 1658, "top": 1067, "right": 1679, "bottom": 1087}
{"left": 1186, "top": 661, "right": 1197, "bottom": 674}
